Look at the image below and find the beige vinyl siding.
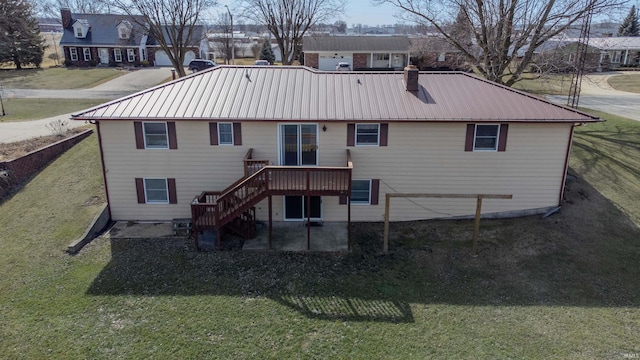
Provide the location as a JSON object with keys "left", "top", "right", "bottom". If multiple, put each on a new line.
{"left": 100, "top": 120, "right": 571, "bottom": 222}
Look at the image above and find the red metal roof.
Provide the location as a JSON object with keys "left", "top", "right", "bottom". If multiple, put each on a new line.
{"left": 72, "top": 66, "right": 600, "bottom": 123}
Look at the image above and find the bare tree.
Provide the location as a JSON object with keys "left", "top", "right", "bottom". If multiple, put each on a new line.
{"left": 242, "top": 0, "right": 346, "bottom": 64}
{"left": 212, "top": 12, "right": 233, "bottom": 64}
{"left": 378, "top": 0, "right": 624, "bottom": 86}
{"left": 35, "top": 0, "right": 112, "bottom": 19}
{"left": 106, "top": 0, "right": 215, "bottom": 76}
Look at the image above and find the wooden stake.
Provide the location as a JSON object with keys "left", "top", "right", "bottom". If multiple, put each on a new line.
{"left": 472, "top": 195, "right": 483, "bottom": 257}
{"left": 383, "top": 193, "right": 390, "bottom": 253}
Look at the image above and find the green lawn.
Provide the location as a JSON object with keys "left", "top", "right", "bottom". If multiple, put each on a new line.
{"left": 511, "top": 73, "right": 573, "bottom": 95}
{"left": 0, "top": 117, "right": 639, "bottom": 358}
{"left": 0, "top": 98, "right": 109, "bottom": 121}
{"left": 572, "top": 109, "right": 640, "bottom": 224}
{"left": 0, "top": 67, "right": 123, "bottom": 89}
{"left": 607, "top": 73, "right": 640, "bottom": 94}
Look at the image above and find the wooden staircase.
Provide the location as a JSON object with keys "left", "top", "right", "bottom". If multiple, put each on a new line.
{"left": 191, "top": 149, "right": 353, "bottom": 251}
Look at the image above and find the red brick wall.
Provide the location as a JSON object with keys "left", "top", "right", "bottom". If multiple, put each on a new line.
{"left": 353, "top": 53, "right": 368, "bottom": 70}
{"left": 0, "top": 130, "right": 93, "bottom": 201}
{"left": 305, "top": 53, "right": 319, "bottom": 69}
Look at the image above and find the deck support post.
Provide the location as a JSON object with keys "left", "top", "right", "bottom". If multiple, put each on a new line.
{"left": 383, "top": 193, "right": 390, "bottom": 253}
{"left": 268, "top": 195, "right": 273, "bottom": 249}
{"left": 472, "top": 196, "right": 483, "bottom": 257}
{"left": 306, "top": 170, "right": 311, "bottom": 251}
{"left": 347, "top": 196, "right": 351, "bottom": 251}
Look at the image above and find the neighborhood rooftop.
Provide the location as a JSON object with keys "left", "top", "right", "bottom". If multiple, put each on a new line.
{"left": 303, "top": 36, "right": 412, "bottom": 52}
{"left": 72, "top": 66, "right": 599, "bottom": 123}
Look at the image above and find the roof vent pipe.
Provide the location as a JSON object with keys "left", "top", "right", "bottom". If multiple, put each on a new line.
{"left": 404, "top": 65, "right": 419, "bottom": 92}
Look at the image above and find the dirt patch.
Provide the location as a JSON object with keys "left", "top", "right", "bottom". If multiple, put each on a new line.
{"left": 0, "top": 128, "right": 85, "bottom": 161}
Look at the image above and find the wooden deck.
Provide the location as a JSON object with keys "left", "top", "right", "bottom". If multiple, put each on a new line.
{"left": 191, "top": 149, "right": 353, "bottom": 250}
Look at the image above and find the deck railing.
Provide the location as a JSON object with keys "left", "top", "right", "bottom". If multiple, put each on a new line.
{"left": 191, "top": 149, "right": 353, "bottom": 232}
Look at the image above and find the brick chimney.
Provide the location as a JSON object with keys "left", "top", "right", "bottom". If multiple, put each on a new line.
{"left": 61, "top": 8, "right": 72, "bottom": 29}
{"left": 404, "top": 65, "right": 419, "bottom": 92}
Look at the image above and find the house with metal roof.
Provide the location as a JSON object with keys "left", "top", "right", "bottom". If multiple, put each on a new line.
{"left": 72, "top": 65, "right": 599, "bottom": 251}
{"left": 303, "top": 36, "right": 412, "bottom": 71}
{"left": 59, "top": 8, "right": 208, "bottom": 67}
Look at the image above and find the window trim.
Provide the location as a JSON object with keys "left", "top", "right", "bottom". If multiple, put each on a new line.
{"left": 75, "top": 27, "right": 83, "bottom": 37}
{"left": 83, "top": 48, "right": 91, "bottom": 61}
{"left": 473, "top": 124, "right": 500, "bottom": 152}
{"left": 351, "top": 179, "right": 372, "bottom": 205}
{"left": 127, "top": 48, "right": 136, "bottom": 62}
{"left": 114, "top": 49, "right": 122, "bottom": 62}
{"left": 143, "top": 178, "right": 169, "bottom": 204}
{"left": 217, "top": 122, "right": 234, "bottom": 145}
{"left": 69, "top": 48, "right": 78, "bottom": 61}
{"left": 143, "top": 122, "right": 169, "bottom": 149}
{"left": 355, "top": 123, "right": 380, "bottom": 146}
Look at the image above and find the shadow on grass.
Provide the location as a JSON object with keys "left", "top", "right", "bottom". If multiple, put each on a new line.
{"left": 86, "top": 174, "right": 640, "bottom": 322}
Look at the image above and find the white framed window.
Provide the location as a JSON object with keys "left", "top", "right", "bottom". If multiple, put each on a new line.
{"left": 355, "top": 124, "right": 379, "bottom": 146}
{"left": 351, "top": 180, "right": 371, "bottom": 204}
{"left": 114, "top": 49, "right": 122, "bottom": 62}
{"left": 373, "top": 53, "right": 389, "bottom": 61}
{"left": 218, "top": 123, "right": 234, "bottom": 145}
{"left": 83, "top": 48, "right": 91, "bottom": 61}
{"left": 143, "top": 122, "right": 169, "bottom": 149}
{"left": 69, "top": 48, "right": 78, "bottom": 61}
{"left": 474, "top": 124, "right": 500, "bottom": 151}
{"left": 127, "top": 48, "right": 136, "bottom": 62}
{"left": 144, "top": 178, "right": 169, "bottom": 203}
{"left": 76, "top": 27, "right": 83, "bottom": 37}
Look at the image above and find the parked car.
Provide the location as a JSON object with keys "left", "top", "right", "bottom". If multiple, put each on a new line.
{"left": 188, "top": 59, "right": 217, "bottom": 72}
{"left": 336, "top": 62, "right": 351, "bottom": 71}
{"left": 254, "top": 59, "right": 270, "bottom": 65}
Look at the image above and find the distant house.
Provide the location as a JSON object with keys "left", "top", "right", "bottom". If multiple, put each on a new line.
{"left": 59, "top": 8, "right": 207, "bottom": 67}
{"left": 586, "top": 37, "right": 640, "bottom": 69}
{"left": 303, "top": 36, "right": 412, "bottom": 71}
{"left": 519, "top": 40, "right": 601, "bottom": 72}
{"left": 72, "top": 65, "right": 599, "bottom": 250}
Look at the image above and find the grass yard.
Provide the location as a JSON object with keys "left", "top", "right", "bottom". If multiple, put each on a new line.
{"left": 0, "top": 116, "right": 639, "bottom": 358}
{"left": 0, "top": 98, "right": 109, "bottom": 122}
{"left": 571, "top": 109, "right": 640, "bottom": 224}
{"left": 511, "top": 73, "right": 573, "bottom": 95}
{"left": 0, "top": 67, "right": 123, "bottom": 89}
{"left": 607, "top": 73, "right": 640, "bottom": 94}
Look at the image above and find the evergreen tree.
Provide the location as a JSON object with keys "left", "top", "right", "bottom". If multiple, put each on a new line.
{"left": 259, "top": 40, "right": 276, "bottom": 64}
{"left": 0, "top": 0, "right": 46, "bottom": 69}
{"left": 618, "top": 5, "right": 639, "bottom": 37}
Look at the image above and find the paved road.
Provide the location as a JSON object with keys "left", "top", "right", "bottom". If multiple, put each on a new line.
{"left": 0, "top": 68, "right": 173, "bottom": 143}
{"left": 546, "top": 72, "right": 640, "bottom": 122}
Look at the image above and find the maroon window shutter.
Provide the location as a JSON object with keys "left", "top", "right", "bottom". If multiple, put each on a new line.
{"left": 209, "top": 122, "right": 218, "bottom": 145}
{"left": 347, "top": 124, "right": 355, "bottom": 146}
{"left": 465, "top": 124, "right": 475, "bottom": 151}
{"left": 233, "top": 123, "right": 242, "bottom": 145}
{"left": 167, "top": 178, "right": 177, "bottom": 204}
{"left": 379, "top": 124, "right": 388, "bottom": 146}
{"left": 370, "top": 179, "right": 380, "bottom": 205}
{"left": 135, "top": 178, "right": 145, "bottom": 203}
{"left": 167, "top": 122, "right": 178, "bottom": 149}
{"left": 339, "top": 195, "right": 347, "bottom": 204}
{"left": 134, "top": 122, "right": 144, "bottom": 149}
{"left": 498, "top": 124, "right": 509, "bottom": 152}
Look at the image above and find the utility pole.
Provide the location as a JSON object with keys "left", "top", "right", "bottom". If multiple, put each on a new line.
{"left": 225, "top": 5, "right": 235, "bottom": 65}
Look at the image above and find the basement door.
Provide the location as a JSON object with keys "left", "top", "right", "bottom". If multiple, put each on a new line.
{"left": 280, "top": 124, "right": 321, "bottom": 221}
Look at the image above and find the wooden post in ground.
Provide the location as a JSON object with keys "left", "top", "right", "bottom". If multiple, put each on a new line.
{"left": 268, "top": 195, "right": 272, "bottom": 249}
{"left": 472, "top": 195, "right": 483, "bottom": 257}
{"left": 382, "top": 193, "right": 512, "bottom": 256}
{"left": 383, "top": 193, "right": 391, "bottom": 253}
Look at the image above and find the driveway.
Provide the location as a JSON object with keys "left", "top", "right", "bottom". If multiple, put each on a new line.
{"left": 547, "top": 72, "right": 640, "bottom": 121}
{"left": 0, "top": 68, "right": 173, "bottom": 143}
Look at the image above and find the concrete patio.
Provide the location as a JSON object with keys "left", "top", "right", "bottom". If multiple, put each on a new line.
{"left": 105, "top": 221, "right": 349, "bottom": 252}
